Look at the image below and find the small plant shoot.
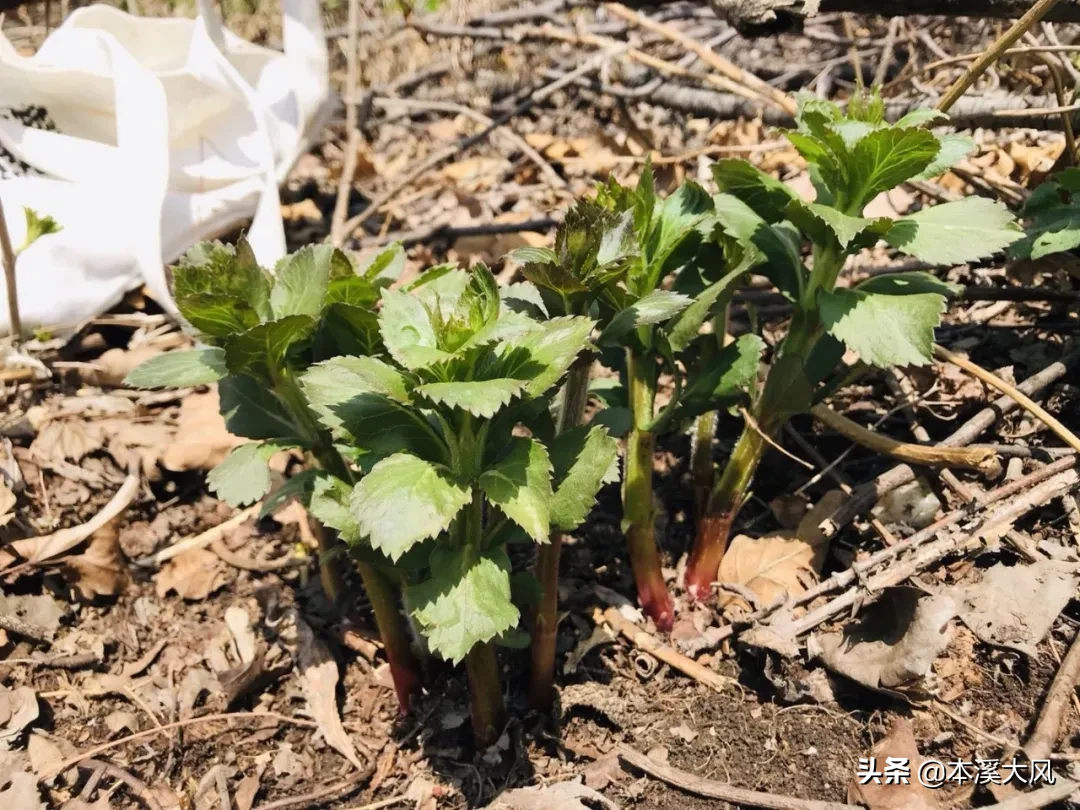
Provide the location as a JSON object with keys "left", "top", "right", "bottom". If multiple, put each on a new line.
{"left": 683, "top": 94, "right": 1023, "bottom": 599}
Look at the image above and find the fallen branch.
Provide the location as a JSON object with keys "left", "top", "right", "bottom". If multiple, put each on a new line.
{"left": 1025, "top": 628, "right": 1080, "bottom": 761}
{"left": 0, "top": 195, "right": 20, "bottom": 339}
{"left": 594, "top": 607, "right": 736, "bottom": 691}
{"left": 984, "top": 780, "right": 1080, "bottom": 810}
{"left": 618, "top": 744, "right": 861, "bottom": 810}
{"left": 136, "top": 505, "right": 259, "bottom": 567}
{"left": 811, "top": 403, "right": 1001, "bottom": 476}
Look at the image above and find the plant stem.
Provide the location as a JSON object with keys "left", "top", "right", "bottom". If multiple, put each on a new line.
{"left": 461, "top": 485, "right": 507, "bottom": 746}
{"left": 355, "top": 559, "right": 422, "bottom": 712}
{"left": 465, "top": 642, "right": 505, "bottom": 747}
{"left": 529, "top": 358, "right": 592, "bottom": 711}
{"left": 0, "top": 196, "right": 22, "bottom": 339}
{"left": 936, "top": 0, "right": 1062, "bottom": 114}
{"left": 690, "top": 411, "right": 718, "bottom": 523}
{"left": 623, "top": 349, "right": 675, "bottom": 632}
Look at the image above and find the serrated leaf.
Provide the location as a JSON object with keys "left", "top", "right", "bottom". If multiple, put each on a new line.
{"left": 124, "top": 347, "right": 227, "bottom": 388}
{"left": 351, "top": 454, "right": 470, "bottom": 561}
{"left": 223, "top": 315, "right": 316, "bottom": 375}
{"left": 219, "top": 375, "right": 301, "bottom": 441}
{"left": 313, "top": 303, "right": 382, "bottom": 360}
{"left": 479, "top": 437, "right": 552, "bottom": 542}
{"left": 713, "top": 193, "right": 805, "bottom": 300}
{"left": 378, "top": 288, "right": 453, "bottom": 369}
{"left": 711, "top": 160, "right": 799, "bottom": 222}
{"left": 408, "top": 546, "right": 519, "bottom": 664}
{"left": 788, "top": 201, "right": 884, "bottom": 250}
{"left": 270, "top": 244, "right": 335, "bottom": 318}
{"left": 601, "top": 289, "right": 692, "bottom": 344}
{"left": 302, "top": 356, "right": 445, "bottom": 459}
{"left": 666, "top": 256, "right": 754, "bottom": 353}
{"left": 358, "top": 242, "right": 406, "bottom": 282}
{"left": 649, "top": 180, "right": 713, "bottom": 273}
{"left": 20, "top": 207, "right": 61, "bottom": 252}
{"left": 786, "top": 130, "right": 846, "bottom": 198}
{"left": 207, "top": 441, "right": 292, "bottom": 506}
{"left": 885, "top": 197, "right": 1022, "bottom": 264}
{"left": 757, "top": 353, "right": 815, "bottom": 420}
{"left": 500, "top": 281, "right": 549, "bottom": 318}
{"left": 510, "top": 246, "right": 558, "bottom": 265}
{"left": 895, "top": 108, "right": 949, "bottom": 128}
{"left": 850, "top": 127, "right": 939, "bottom": 209}
{"left": 912, "top": 134, "right": 975, "bottom": 180}
{"left": 173, "top": 239, "right": 272, "bottom": 336}
{"left": 856, "top": 271, "right": 962, "bottom": 297}
{"left": 416, "top": 378, "right": 528, "bottom": 418}
{"left": 309, "top": 474, "right": 361, "bottom": 543}
{"left": 1011, "top": 179, "right": 1080, "bottom": 260}
{"left": 549, "top": 426, "right": 618, "bottom": 531}
{"left": 678, "top": 333, "right": 764, "bottom": 420}
{"left": 820, "top": 288, "right": 945, "bottom": 367}
{"left": 501, "top": 316, "right": 595, "bottom": 397}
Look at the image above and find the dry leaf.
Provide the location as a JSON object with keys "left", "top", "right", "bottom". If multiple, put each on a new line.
{"left": 161, "top": 389, "right": 244, "bottom": 473}
{"left": 0, "top": 482, "right": 15, "bottom": 527}
{"left": 155, "top": 548, "right": 228, "bottom": 601}
{"left": 0, "top": 687, "right": 39, "bottom": 750}
{"left": 848, "top": 718, "right": 939, "bottom": 810}
{"left": 233, "top": 774, "right": 261, "bottom": 810}
{"left": 951, "top": 560, "right": 1078, "bottom": 656}
{"left": 0, "top": 591, "right": 65, "bottom": 639}
{"left": 717, "top": 490, "right": 845, "bottom": 617}
{"left": 217, "top": 607, "right": 266, "bottom": 705}
{"left": 0, "top": 772, "right": 45, "bottom": 810}
{"left": 80, "top": 345, "right": 164, "bottom": 388}
{"left": 27, "top": 733, "right": 64, "bottom": 782}
{"left": 62, "top": 516, "right": 128, "bottom": 600}
{"left": 296, "top": 616, "right": 363, "bottom": 770}
{"left": 281, "top": 199, "right": 323, "bottom": 222}
{"left": 104, "top": 711, "right": 138, "bottom": 735}
{"left": 406, "top": 777, "right": 439, "bottom": 810}
{"left": 490, "top": 781, "right": 620, "bottom": 810}
{"left": 810, "top": 588, "right": 956, "bottom": 695}
{"left": 30, "top": 419, "right": 102, "bottom": 463}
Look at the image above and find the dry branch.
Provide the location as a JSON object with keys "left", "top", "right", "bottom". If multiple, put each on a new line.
{"left": 1025, "top": 628, "right": 1080, "bottom": 761}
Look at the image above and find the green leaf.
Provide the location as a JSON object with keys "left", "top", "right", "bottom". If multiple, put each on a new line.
{"left": 856, "top": 271, "right": 962, "bottom": 297}
{"left": 358, "top": 242, "right": 406, "bottom": 282}
{"left": 309, "top": 474, "right": 361, "bottom": 543}
{"left": 678, "top": 333, "right": 764, "bottom": 420}
{"left": 600, "top": 290, "right": 692, "bottom": 345}
{"left": 757, "top": 353, "right": 815, "bottom": 420}
{"left": 648, "top": 180, "right": 713, "bottom": 273}
{"left": 173, "top": 240, "right": 272, "bottom": 337}
{"left": 502, "top": 316, "right": 596, "bottom": 397}
{"left": 787, "top": 201, "right": 884, "bottom": 250}
{"left": 1010, "top": 177, "right": 1080, "bottom": 260}
{"left": 223, "top": 315, "right": 316, "bottom": 375}
{"left": 850, "top": 127, "right": 939, "bottom": 210}
{"left": 666, "top": 259, "right": 754, "bottom": 353}
{"left": 218, "top": 375, "right": 300, "bottom": 441}
{"left": 884, "top": 197, "right": 1022, "bottom": 264}
{"left": 895, "top": 109, "right": 948, "bottom": 128}
{"left": 259, "top": 469, "right": 320, "bottom": 520}
{"left": 378, "top": 289, "right": 452, "bottom": 369}
{"left": 207, "top": 441, "right": 292, "bottom": 507}
{"left": 785, "top": 131, "right": 846, "bottom": 199}
{"left": 20, "top": 207, "right": 61, "bottom": 252}
{"left": 351, "top": 454, "right": 470, "bottom": 561}
{"left": 510, "top": 246, "right": 557, "bottom": 265}
{"left": 270, "top": 245, "right": 335, "bottom": 319}
{"left": 408, "top": 546, "right": 519, "bottom": 664}
{"left": 479, "top": 437, "right": 552, "bottom": 542}
{"left": 820, "top": 288, "right": 945, "bottom": 367}
{"left": 711, "top": 160, "right": 799, "bottom": 222}
{"left": 416, "top": 378, "right": 528, "bottom": 418}
{"left": 912, "top": 134, "right": 975, "bottom": 180}
{"left": 124, "top": 348, "right": 227, "bottom": 389}
{"left": 302, "top": 356, "right": 445, "bottom": 459}
{"left": 549, "top": 426, "right": 619, "bottom": 531}
{"left": 313, "top": 303, "right": 382, "bottom": 360}
{"left": 500, "top": 281, "right": 549, "bottom": 318}
{"left": 713, "top": 193, "right": 805, "bottom": 300}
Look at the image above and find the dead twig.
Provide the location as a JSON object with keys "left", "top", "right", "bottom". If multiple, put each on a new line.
{"left": 1025, "top": 627, "right": 1080, "bottom": 761}
{"left": 210, "top": 537, "right": 299, "bottom": 572}
{"left": 2, "top": 652, "right": 101, "bottom": 669}
{"left": 618, "top": 744, "right": 861, "bottom": 810}
{"left": 136, "top": 505, "right": 259, "bottom": 567}
{"left": 81, "top": 759, "right": 163, "bottom": 810}
{"left": 594, "top": 607, "right": 736, "bottom": 692}
{"left": 250, "top": 767, "right": 375, "bottom": 810}
{"left": 811, "top": 403, "right": 1001, "bottom": 475}
{"left": 603, "top": 3, "right": 797, "bottom": 115}
{"left": 934, "top": 344, "right": 1080, "bottom": 455}
{"left": 937, "top": 0, "right": 1064, "bottom": 113}
{"left": 985, "top": 780, "right": 1080, "bottom": 810}
{"left": 0, "top": 195, "right": 20, "bottom": 339}
{"left": 330, "top": 0, "right": 363, "bottom": 246}
{"left": 0, "top": 613, "right": 53, "bottom": 644}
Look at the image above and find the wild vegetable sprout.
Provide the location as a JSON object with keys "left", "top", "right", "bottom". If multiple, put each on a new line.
{"left": 125, "top": 239, "right": 424, "bottom": 711}
{"left": 683, "top": 94, "right": 1024, "bottom": 598}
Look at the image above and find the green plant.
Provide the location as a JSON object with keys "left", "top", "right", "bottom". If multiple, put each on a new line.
{"left": 1, "top": 205, "right": 62, "bottom": 339}
{"left": 1009, "top": 167, "right": 1080, "bottom": 260}
{"left": 683, "top": 94, "right": 1024, "bottom": 599}
{"left": 299, "top": 263, "right": 610, "bottom": 745}
{"left": 125, "top": 238, "right": 423, "bottom": 710}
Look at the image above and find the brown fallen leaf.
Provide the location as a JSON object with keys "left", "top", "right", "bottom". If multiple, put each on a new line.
{"left": 810, "top": 588, "right": 956, "bottom": 696}
{"left": 61, "top": 515, "right": 128, "bottom": 600}
{"left": 0, "top": 772, "right": 45, "bottom": 810}
{"left": 155, "top": 547, "right": 228, "bottom": 601}
{"left": 848, "top": 717, "right": 939, "bottom": 810}
{"left": 27, "top": 733, "right": 65, "bottom": 783}
{"left": 295, "top": 615, "right": 363, "bottom": 770}
{"left": 717, "top": 490, "right": 845, "bottom": 618}
{"left": 0, "top": 482, "right": 15, "bottom": 527}
{"left": 79, "top": 344, "right": 163, "bottom": 388}
{"left": 490, "top": 781, "right": 620, "bottom": 810}
{"left": 30, "top": 419, "right": 103, "bottom": 463}
{"left": 161, "top": 389, "right": 244, "bottom": 473}
{"left": 0, "top": 686, "right": 39, "bottom": 750}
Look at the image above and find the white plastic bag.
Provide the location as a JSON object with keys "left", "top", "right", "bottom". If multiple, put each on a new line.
{"left": 0, "top": 0, "right": 330, "bottom": 334}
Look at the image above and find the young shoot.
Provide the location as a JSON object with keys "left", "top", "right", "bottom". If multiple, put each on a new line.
{"left": 125, "top": 238, "right": 424, "bottom": 710}
{"left": 683, "top": 94, "right": 1024, "bottom": 599}
{"left": 300, "top": 264, "right": 612, "bottom": 746}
